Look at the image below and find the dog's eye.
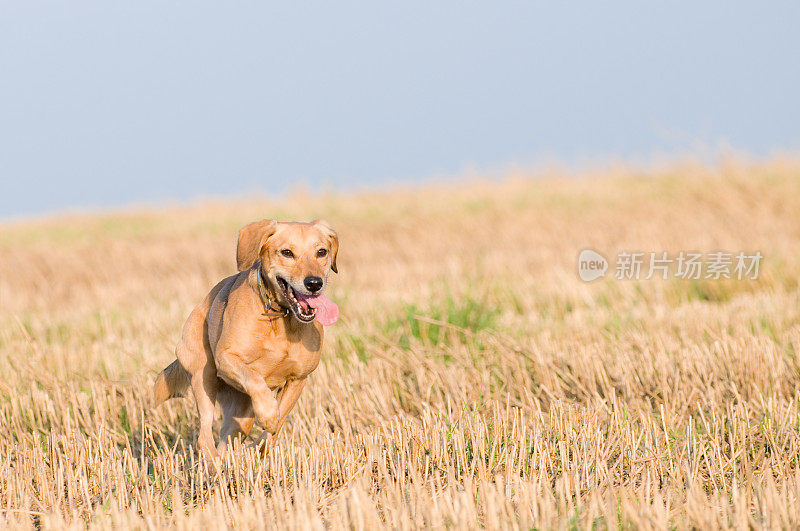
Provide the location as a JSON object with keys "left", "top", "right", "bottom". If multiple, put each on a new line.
{"left": 317, "top": 248, "right": 328, "bottom": 258}
{"left": 280, "top": 249, "right": 294, "bottom": 258}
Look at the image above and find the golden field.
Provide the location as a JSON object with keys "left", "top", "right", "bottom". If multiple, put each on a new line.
{"left": 2, "top": 159, "right": 800, "bottom": 529}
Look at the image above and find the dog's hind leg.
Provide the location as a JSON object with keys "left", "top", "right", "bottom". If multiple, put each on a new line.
{"left": 177, "top": 330, "right": 219, "bottom": 460}
{"left": 189, "top": 363, "right": 219, "bottom": 459}
{"left": 216, "top": 384, "right": 255, "bottom": 454}
{"left": 174, "top": 291, "right": 224, "bottom": 460}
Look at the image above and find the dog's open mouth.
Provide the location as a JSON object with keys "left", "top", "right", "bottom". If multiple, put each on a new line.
{"left": 275, "top": 276, "right": 340, "bottom": 326}
{"left": 277, "top": 277, "right": 317, "bottom": 322}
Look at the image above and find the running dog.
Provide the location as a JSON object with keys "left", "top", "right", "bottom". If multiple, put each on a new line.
{"left": 153, "top": 219, "right": 339, "bottom": 457}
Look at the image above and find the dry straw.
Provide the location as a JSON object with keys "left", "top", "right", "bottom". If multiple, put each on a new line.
{"left": 1, "top": 158, "right": 800, "bottom": 528}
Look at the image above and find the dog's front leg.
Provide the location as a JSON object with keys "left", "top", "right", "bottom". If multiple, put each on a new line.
{"left": 215, "top": 350, "right": 280, "bottom": 431}
{"left": 270, "top": 378, "right": 307, "bottom": 437}
{"left": 272, "top": 378, "right": 307, "bottom": 434}
{"left": 251, "top": 377, "right": 307, "bottom": 449}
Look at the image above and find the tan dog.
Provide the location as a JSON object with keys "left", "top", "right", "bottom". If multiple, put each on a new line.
{"left": 153, "top": 219, "right": 339, "bottom": 457}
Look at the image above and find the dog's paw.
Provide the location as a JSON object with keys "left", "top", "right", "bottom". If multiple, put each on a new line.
{"left": 247, "top": 432, "right": 276, "bottom": 457}
{"left": 253, "top": 405, "right": 280, "bottom": 433}
{"left": 198, "top": 434, "right": 220, "bottom": 460}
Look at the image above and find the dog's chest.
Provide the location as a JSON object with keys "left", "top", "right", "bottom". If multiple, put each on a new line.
{"left": 278, "top": 343, "right": 320, "bottom": 377}
{"left": 250, "top": 323, "right": 322, "bottom": 386}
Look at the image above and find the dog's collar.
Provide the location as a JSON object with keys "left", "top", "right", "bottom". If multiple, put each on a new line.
{"left": 257, "top": 264, "right": 290, "bottom": 319}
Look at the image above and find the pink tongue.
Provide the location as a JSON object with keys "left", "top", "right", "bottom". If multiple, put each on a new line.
{"left": 302, "top": 294, "right": 339, "bottom": 326}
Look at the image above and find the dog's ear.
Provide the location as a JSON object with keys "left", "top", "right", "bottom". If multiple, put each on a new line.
{"left": 236, "top": 219, "right": 277, "bottom": 271}
{"left": 314, "top": 219, "right": 339, "bottom": 274}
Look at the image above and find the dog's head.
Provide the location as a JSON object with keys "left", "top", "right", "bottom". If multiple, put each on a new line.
{"left": 236, "top": 219, "right": 339, "bottom": 324}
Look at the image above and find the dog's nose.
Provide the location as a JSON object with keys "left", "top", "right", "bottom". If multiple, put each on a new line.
{"left": 304, "top": 276, "right": 323, "bottom": 293}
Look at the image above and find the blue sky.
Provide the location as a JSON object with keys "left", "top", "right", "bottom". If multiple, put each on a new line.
{"left": 1, "top": 1, "right": 798, "bottom": 217}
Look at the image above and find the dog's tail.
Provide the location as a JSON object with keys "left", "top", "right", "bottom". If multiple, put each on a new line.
{"left": 153, "top": 359, "right": 190, "bottom": 405}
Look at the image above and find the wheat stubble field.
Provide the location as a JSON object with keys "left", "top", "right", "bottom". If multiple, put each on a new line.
{"left": 1, "top": 160, "right": 800, "bottom": 529}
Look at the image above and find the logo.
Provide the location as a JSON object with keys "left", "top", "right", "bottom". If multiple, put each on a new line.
{"left": 578, "top": 249, "right": 608, "bottom": 282}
